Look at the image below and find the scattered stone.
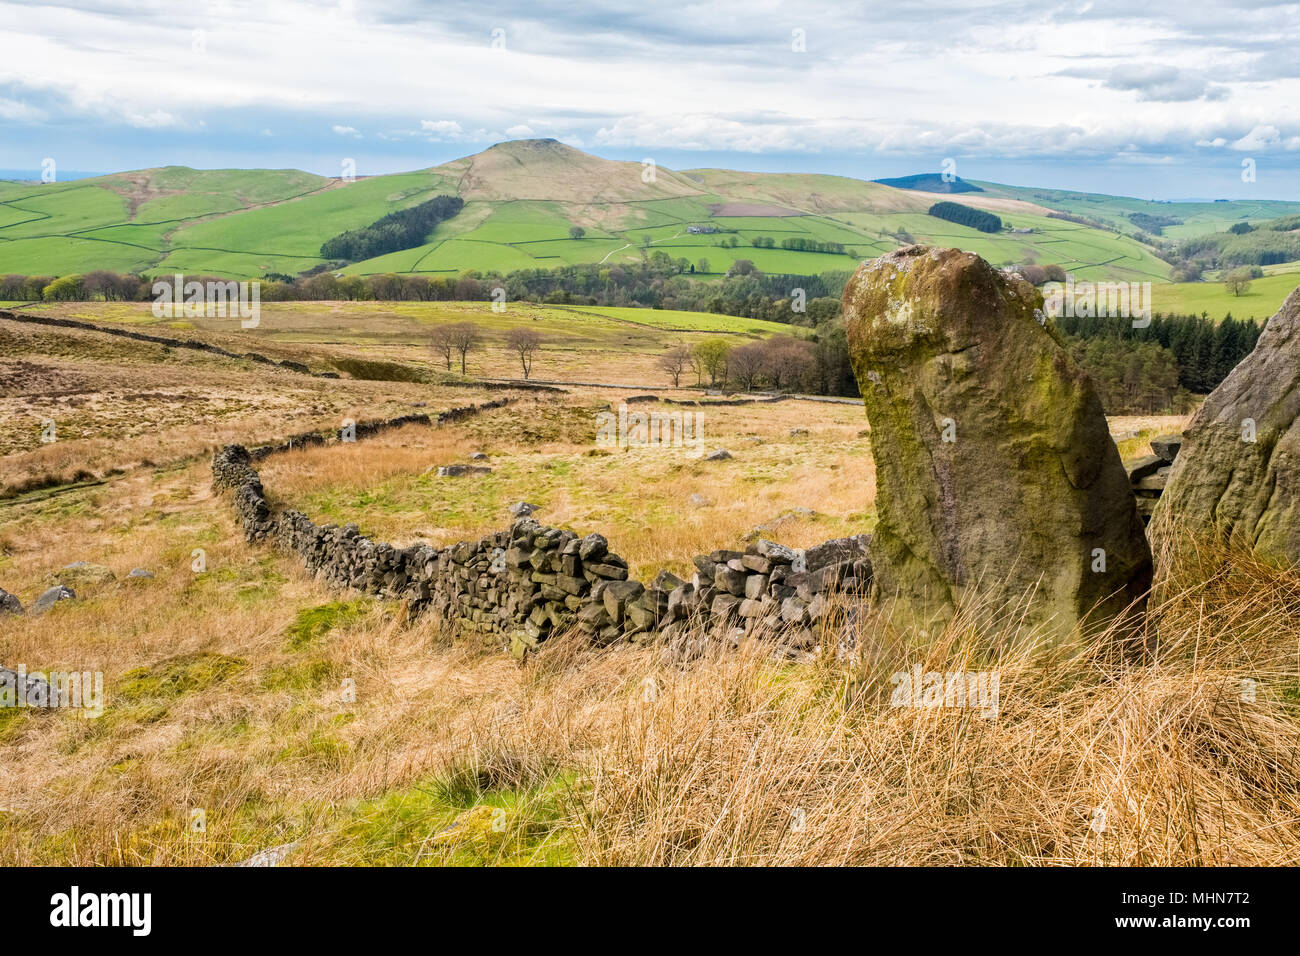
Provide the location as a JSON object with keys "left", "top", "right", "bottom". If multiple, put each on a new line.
{"left": 0, "top": 588, "right": 22, "bottom": 615}
{"left": 688, "top": 493, "right": 711, "bottom": 507}
{"left": 703, "top": 449, "right": 733, "bottom": 461}
{"left": 436, "top": 465, "right": 492, "bottom": 477}
{"left": 127, "top": 568, "right": 154, "bottom": 579}
{"left": 1158, "top": 287, "right": 1300, "bottom": 562}
{"left": 469, "top": 451, "right": 489, "bottom": 461}
{"left": 47, "top": 561, "right": 115, "bottom": 592}
{"left": 233, "top": 843, "right": 299, "bottom": 867}
{"left": 508, "top": 501, "right": 540, "bottom": 519}
{"left": 790, "top": 428, "right": 810, "bottom": 436}
{"left": 31, "top": 585, "right": 75, "bottom": 614}
{"left": 842, "top": 246, "right": 1151, "bottom": 639}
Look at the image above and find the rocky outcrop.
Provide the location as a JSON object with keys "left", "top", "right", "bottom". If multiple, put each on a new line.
{"left": 842, "top": 246, "right": 1151, "bottom": 640}
{"left": 1155, "top": 288, "right": 1300, "bottom": 563}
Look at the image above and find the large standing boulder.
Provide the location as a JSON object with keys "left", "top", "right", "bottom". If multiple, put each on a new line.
{"left": 1155, "top": 287, "right": 1300, "bottom": 562}
{"left": 843, "top": 246, "right": 1151, "bottom": 640}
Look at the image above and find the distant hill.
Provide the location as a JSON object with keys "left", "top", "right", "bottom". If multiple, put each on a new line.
{"left": 873, "top": 173, "right": 983, "bottom": 194}
{"left": 6, "top": 140, "right": 1300, "bottom": 285}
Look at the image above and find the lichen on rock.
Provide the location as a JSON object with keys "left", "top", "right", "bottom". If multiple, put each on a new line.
{"left": 842, "top": 245, "right": 1151, "bottom": 641}
{"left": 1154, "top": 286, "right": 1300, "bottom": 563}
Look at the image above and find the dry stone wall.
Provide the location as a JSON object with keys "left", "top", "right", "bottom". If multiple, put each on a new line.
{"left": 212, "top": 403, "right": 873, "bottom": 658}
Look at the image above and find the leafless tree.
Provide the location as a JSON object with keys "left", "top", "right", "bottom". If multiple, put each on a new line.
{"left": 657, "top": 344, "right": 694, "bottom": 387}
{"left": 505, "top": 327, "right": 543, "bottom": 379}
{"left": 430, "top": 325, "right": 456, "bottom": 370}
{"left": 728, "top": 341, "right": 767, "bottom": 391}
{"left": 762, "top": 336, "right": 817, "bottom": 391}
{"left": 446, "top": 321, "right": 482, "bottom": 374}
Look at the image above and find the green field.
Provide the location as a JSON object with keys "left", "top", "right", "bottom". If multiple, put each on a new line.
{"left": 4, "top": 140, "right": 1299, "bottom": 288}
{"left": 17, "top": 297, "right": 800, "bottom": 342}
{"left": 977, "top": 181, "right": 1300, "bottom": 240}
{"left": 1152, "top": 270, "right": 1300, "bottom": 319}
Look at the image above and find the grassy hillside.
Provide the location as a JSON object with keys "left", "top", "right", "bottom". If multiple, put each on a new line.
{"left": 3, "top": 140, "right": 1297, "bottom": 285}
{"left": 979, "top": 181, "right": 1300, "bottom": 239}
{"left": 12, "top": 298, "right": 798, "bottom": 386}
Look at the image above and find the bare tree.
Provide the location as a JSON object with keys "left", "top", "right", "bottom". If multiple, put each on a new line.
{"left": 505, "top": 327, "right": 543, "bottom": 379}
{"left": 657, "top": 345, "right": 694, "bottom": 387}
{"left": 728, "top": 342, "right": 766, "bottom": 391}
{"left": 446, "top": 321, "right": 482, "bottom": 374}
{"left": 429, "top": 325, "right": 455, "bottom": 370}
{"left": 762, "top": 336, "right": 817, "bottom": 391}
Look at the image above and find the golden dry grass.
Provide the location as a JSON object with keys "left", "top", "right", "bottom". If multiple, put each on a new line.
{"left": 4, "top": 320, "right": 1289, "bottom": 868}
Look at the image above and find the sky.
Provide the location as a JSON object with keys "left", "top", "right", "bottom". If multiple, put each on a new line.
{"left": 2, "top": 0, "right": 1300, "bottom": 199}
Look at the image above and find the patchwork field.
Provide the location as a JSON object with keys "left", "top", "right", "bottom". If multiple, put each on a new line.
{"left": 10, "top": 140, "right": 1298, "bottom": 286}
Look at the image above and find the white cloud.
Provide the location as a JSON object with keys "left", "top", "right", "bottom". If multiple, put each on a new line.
{"left": 420, "top": 119, "right": 466, "bottom": 140}
{"left": 1232, "top": 125, "right": 1283, "bottom": 151}
{"left": 0, "top": 96, "right": 42, "bottom": 122}
{"left": 3, "top": 0, "right": 1300, "bottom": 187}
{"left": 122, "top": 109, "right": 178, "bottom": 129}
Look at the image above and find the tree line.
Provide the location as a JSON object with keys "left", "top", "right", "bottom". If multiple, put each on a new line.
{"left": 654, "top": 331, "right": 854, "bottom": 395}
{"left": 3, "top": 259, "right": 1264, "bottom": 412}
{"left": 1057, "top": 311, "right": 1261, "bottom": 412}
{"left": 319, "top": 195, "right": 464, "bottom": 262}
{"left": 928, "top": 201, "right": 1002, "bottom": 233}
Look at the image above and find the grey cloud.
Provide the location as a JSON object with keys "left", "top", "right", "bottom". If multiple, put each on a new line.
{"left": 1104, "top": 64, "right": 1230, "bottom": 101}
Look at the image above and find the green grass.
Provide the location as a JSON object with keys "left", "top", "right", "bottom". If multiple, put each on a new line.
{"left": 305, "top": 768, "right": 578, "bottom": 865}
{"left": 1151, "top": 271, "right": 1300, "bottom": 319}
{"left": 976, "top": 181, "right": 1300, "bottom": 239}
{"left": 283, "top": 599, "right": 375, "bottom": 650}
{"left": 562, "top": 304, "right": 800, "bottom": 335}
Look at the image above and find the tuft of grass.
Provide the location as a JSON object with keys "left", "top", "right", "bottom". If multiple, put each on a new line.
{"left": 284, "top": 599, "right": 374, "bottom": 650}
{"left": 116, "top": 652, "right": 247, "bottom": 703}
